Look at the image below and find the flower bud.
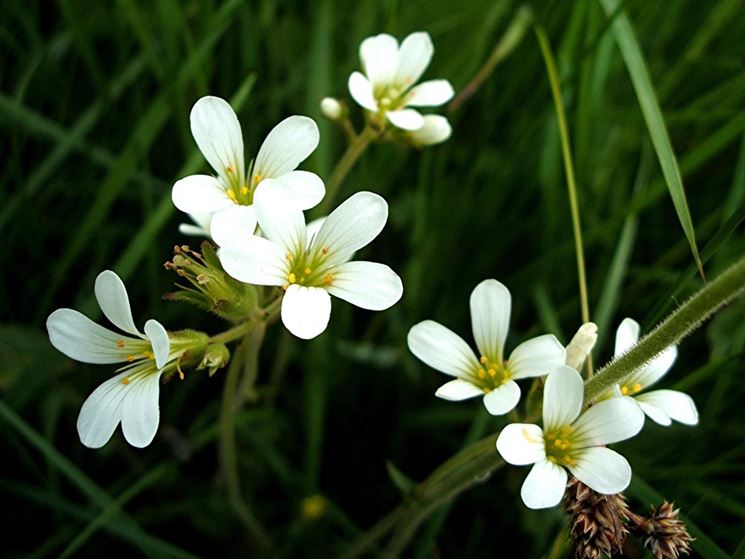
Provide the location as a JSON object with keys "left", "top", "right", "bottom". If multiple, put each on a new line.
{"left": 403, "top": 114, "right": 452, "bottom": 147}
{"left": 565, "top": 322, "right": 598, "bottom": 371}
{"left": 320, "top": 97, "right": 344, "bottom": 121}
{"left": 198, "top": 343, "right": 230, "bottom": 377}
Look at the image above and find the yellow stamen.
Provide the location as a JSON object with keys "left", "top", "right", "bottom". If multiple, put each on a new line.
{"left": 286, "top": 252, "right": 294, "bottom": 261}
{"left": 322, "top": 247, "right": 329, "bottom": 255}
{"left": 116, "top": 339, "right": 125, "bottom": 348}
{"left": 479, "top": 356, "right": 489, "bottom": 365}
{"left": 304, "top": 267, "right": 312, "bottom": 275}
{"left": 227, "top": 189, "right": 237, "bottom": 201}
{"left": 240, "top": 186, "right": 249, "bottom": 195}
{"left": 253, "top": 173, "right": 261, "bottom": 183}
{"left": 632, "top": 383, "right": 642, "bottom": 393}
{"left": 322, "top": 272, "right": 333, "bottom": 285}
{"left": 225, "top": 165, "right": 234, "bottom": 174}
{"left": 121, "top": 377, "right": 130, "bottom": 385}
{"left": 143, "top": 350, "right": 154, "bottom": 360}
{"left": 620, "top": 385, "right": 629, "bottom": 395}
{"left": 288, "top": 273, "right": 297, "bottom": 284}
{"left": 126, "top": 355, "right": 136, "bottom": 362}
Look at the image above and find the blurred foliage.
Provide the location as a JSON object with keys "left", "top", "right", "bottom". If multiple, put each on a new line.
{"left": 1, "top": 0, "right": 744, "bottom": 557}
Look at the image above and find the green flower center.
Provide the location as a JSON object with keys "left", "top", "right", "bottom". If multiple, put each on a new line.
{"left": 470, "top": 355, "right": 513, "bottom": 392}
{"left": 544, "top": 425, "right": 578, "bottom": 467}
{"left": 284, "top": 246, "right": 335, "bottom": 290}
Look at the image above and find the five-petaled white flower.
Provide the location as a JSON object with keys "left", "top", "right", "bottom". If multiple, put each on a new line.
{"left": 218, "top": 188, "right": 403, "bottom": 340}
{"left": 348, "top": 32, "right": 454, "bottom": 134}
{"left": 497, "top": 366, "right": 644, "bottom": 509}
{"left": 47, "top": 271, "right": 182, "bottom": 449}
{"left": 405, "top": 115, "right": 452, "bottom": 147}
{"left": 605, "top": 318, "right": 699, "bottom": 427}
{"left": 172, "top": 96, "right": 325, "bottom": 246}
{"left": 407, "top": 279, "right": 566, "bottom": 415}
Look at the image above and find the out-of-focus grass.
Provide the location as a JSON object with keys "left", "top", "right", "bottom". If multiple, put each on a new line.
{"left": 1, "top": 0, "right": 744, "bottom": 557}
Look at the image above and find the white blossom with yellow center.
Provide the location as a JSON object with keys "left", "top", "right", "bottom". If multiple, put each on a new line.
{"left": 218, "top": 188, "right": 403, "bottom": 340}
{"left": 172, "top": 96, "right": 325, "bottom": 245}
{"left": 348, "top": 32, "right": 454, "bottom": 137}
{"left": 497, "top": 366, "right": 644, "bottom": 509}
{"left": 407, "top": 279, "right": 566, "bottom": 415}
{"left": 604, "top": 318, "right": 699, "bottom": 427}
{"left": 46, "top": 271, "right": 182, "bottom": 449}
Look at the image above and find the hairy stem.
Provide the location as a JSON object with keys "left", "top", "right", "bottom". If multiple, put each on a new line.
{"left": 208, "top": 296, "right": 282, "bottom": 345}
{"left": 315, "top": 125, "right": 378, "bottom": 216}
{"left": 584, "top": 253, "right": 745, "bottom": 402}
{"left": 536, "top": 24, "right": 593, "bottom": 377}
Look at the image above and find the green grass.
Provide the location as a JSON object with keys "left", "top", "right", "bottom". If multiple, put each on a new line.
{"left": 1, "top": 0, "right": 744, "bottom": 557}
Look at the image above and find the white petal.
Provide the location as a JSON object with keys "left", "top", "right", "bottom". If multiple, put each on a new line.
{"left": 394, "top": 32, "right": 433, "bottom": 86}
{"left": 190, "top": 96, "right": 245, "bottom": 180}
{"left": 406, "top": 115, "right": 452, "bottom": 146}
{"left": 360, "top": 33, "right": 399, "bottom": 87}
{"left": 636, "top": 401, "right": 672, "bottom": 426}
{"left": 312, "top": 192, "right": 388, "bottom": 266}
{"left": 542, "top": 366, "right": 584, "bottom": 430}
{"left": 508, "top": 334, "right": 566, "bottom": 379}
{"left": 306, "top": 217, "right": 326, "bottom": 248}
{"left": 496, "top": 423, "right": 546, "bottom": 465}
{"left": 271, "top": 171, "right": 325, "bottom": 211}
{"left": 47, "top": 309, "right": 132, "bottom": 364}
{"left": 281, "top": 285, "right": 332, "bottom": 339}
{"left": 77, "top": 371, "right": 129, "bottom": 448}
{"left": 348, "top": 71, "right": 378, "bottom": 111}
{"left": 406, "top": 80, "right": 454, "bottom": 107}
{"left": 386, "top": 109, "right": 424, "bottom": 130}
{"left": 218, "top": 236, "right": 287, "bottom": 286}
{"left": 179, "top": 212, "right": 212, "bottom": 237}
{"left": 144, "top": 320, "right": 170, "bottom": 369}
{"left": 120, "top": 372, "right": 162, "bottom": 448}
{"left": 565, "top": 322, "right": 598, "bottom": 371}
{"left": 254, "top": 115, "right": 319, "bottom": 179}
{"left": 614, "top": 317, "right": 640, "bottom": 357}
{"left": 209, "top": 205, "right": 258, "bottom": 247}
{"left": 483, "top": 380, "right": 521, "bottom": 415}
{"left": 573, "top": 396, "right": 644, "bottom": 447}
{"left": 172, "top": 174, "right": 233, "bottom": 214}
{"left": 407, "top": 320, "right": 480, "bottom": 378}
{"left": 435, "top": 379, "right": 483, "bottom": 401}
{"left": 629, "top": 346, "right": 677, "bottom": 390}
{"left": 469, "top": 279, "right": 510, "bottom": 363}
{"left": 520, "top": 459, "right": 568, "bottom": 509}
{"left": 253, "top": 181, "right": 307, "bottom": 255}
{"left": 326, "top": 261, "right": 402, "bottom": 311}
{"left": 94, "top": 270, "right": 141, "bottom": 336}
{"left": 569, "top": 447, "right": 631, "bottom": 495}
{"left": 636, "top": 390, "right": 699, "bottom": 426}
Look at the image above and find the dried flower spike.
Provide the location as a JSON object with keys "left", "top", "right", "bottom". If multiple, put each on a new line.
{"left": 629, "top": 502, "right": 693, "bottom": 559}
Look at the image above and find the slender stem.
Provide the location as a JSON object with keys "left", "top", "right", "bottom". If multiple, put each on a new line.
{"left": 208, "top": 296, "right": 282, "bottom": 345}
{"left": 343, "top": 435, "right": 504, "bottom": 558}
{"left": 536, "top": 25, "right": 594, "bottom": 377}
{"left": 447, "top": 5, "right": 534, "bottom": 113}
{"left": 315, "top": 125, "right": 378, "bottom": 216}
{"left": 585, "top": 254, "right": 745, "bottom": 403}
{"left": 219, "top": 337, "right": 271, "bottom": 550}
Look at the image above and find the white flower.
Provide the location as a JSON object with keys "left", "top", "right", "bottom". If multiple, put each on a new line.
{"left": 348, "top": 32, "right": 454, "bottom": 132}
{"left": 47, "top": 271, "right": 181, "bottom": 449}
{"left": 172, "top": 96, "right": 325, "bottom": 246}
{"left": 404, "top": 115, "right": 452, "bottom": 147}
{"left": 218, "top": 188, "right": 403, "bottom": 339}
{"left": 407, "top": 279, "right": 565, "bottom": 415}
{"left": 605, "top": 318, "right": 699, "bottom": 426}
{"left": 178, "top": 212, "right": 212, "bottom": 237}
{"left": 497, "top": 366, "right": 644, "bottom": 509}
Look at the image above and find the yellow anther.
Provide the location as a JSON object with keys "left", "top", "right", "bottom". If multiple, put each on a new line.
{"left": 477, "top": 369, "right": 486, "bottom": 379}
{"left": 620, "top": 385, "right": 629, "bottom": 395}
{"left": 126, "top": 355, "right": 136, "bottom": 362}
{"left": 240, "top": 186, "right": 249, "bottom": 195}
{"left": 225, "top": 165, "right": 234, "bottom": 174}
{"left": 632, "top": 383, "right": 642, "bottom": 393}
{"left": 479, "top": 356, "right": 489, "bottom": 365}
{"left": 116, "top": 339, "right": 126, "bottom": 348}
{"left": 121, "top": 377, "right": 130, "bottom": 385}
{"left": 488, "top": 367, "right": 497, "bottom": 377}
{"left": 227, "top": 189, "right": 237, "bottom": 201}
{"left": 143, "top": 350, "right": 155, "bottom": 360}
{"left": 546, "top": 433, "right": 556, "bottom": 441}
{"left": 178, "top": 370, "right": 185, "bottom": 380}
{"left": 288, "top": 273, "right": 297, "bottom": 284}
{"left": 322, "top": 272, "right": 333, "bottom": 285}
{"left": 253, "top": 173, "right": 262, "bottom": 183}
{"left": 304, "top": 267, "right": 312, "bottom": 275}
{"left": 322, "top": 247, "right": 329, "bottom": 255}
{"left": 286, "top": 252, "right": 294, "bottom": 261}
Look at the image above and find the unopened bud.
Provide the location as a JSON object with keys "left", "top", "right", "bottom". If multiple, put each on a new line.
{"left": 565, "top": 322, "right": 598, "bottom": 371}
{"left": 320, "top": 97, "right": 343, "bottom": 121}
{"left": 199, "top": 343, "right": 230, "bottom": 377}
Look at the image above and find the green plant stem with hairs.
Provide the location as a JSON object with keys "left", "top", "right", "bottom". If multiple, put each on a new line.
{"left": 343, "top": 254, "right": 745, "bottom": 556}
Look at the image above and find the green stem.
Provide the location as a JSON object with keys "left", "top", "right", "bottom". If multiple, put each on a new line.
{"left": 584, "top": 253, "right": 745, "bottom": 403}
{"left": 343, "top": 435, "right": 504, "bottom": 558}
{"left": 447, "top": 5, "right": 534, "bottom": 113}
{"left": 219, "top": 336, "right": 271, "bottom": 550}
{"left": 536, "top": 25, "right": 593, "bottom": 377}
{"left": 208, "top": 296, "right": 282, "bottom": 345}
{"left": 315, "top": 125, "right": 378, "bottom": 216}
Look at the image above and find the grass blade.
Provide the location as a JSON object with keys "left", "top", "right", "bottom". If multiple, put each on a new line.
{"left": 598, "top": 0, "right": 705, "bottom": 280}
